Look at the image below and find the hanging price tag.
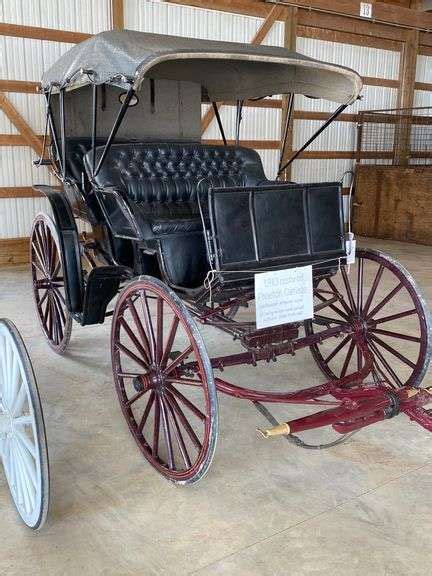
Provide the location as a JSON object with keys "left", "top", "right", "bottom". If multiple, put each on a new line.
{"left": 255, "top": 266, "right": 314, "bottom": 329}
{"left": 346, "top": 232, "right": 356, "bottom": 265}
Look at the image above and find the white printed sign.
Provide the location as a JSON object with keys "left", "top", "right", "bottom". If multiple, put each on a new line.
{"left": 255, "top": 266, "right": 314, "bottom": 330}
{"left": 360, "top": 2, "right": 373, "bottom": 18}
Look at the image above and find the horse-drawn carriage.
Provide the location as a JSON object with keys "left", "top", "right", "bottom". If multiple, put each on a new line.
{"left": 30, "top": 30, "right": 431, "bottom": 485}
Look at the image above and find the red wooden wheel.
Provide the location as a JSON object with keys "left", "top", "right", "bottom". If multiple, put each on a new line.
{"left": 306, "top": 249, "right": 431, "bottom": 390}
{"left": 30, "top": 213, "right": 72, "bottom": 355}
{"left": 111, "top": 277, "right": 218, "bottom": 484}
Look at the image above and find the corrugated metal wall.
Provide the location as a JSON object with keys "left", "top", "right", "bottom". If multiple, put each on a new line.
{"left": 414, "top": 54, "right": 432, "bottom": 107}
{"left": 0, "top": 0, "right": 111, "bottom": 238}
{"left": 0, "top": 0, "right": 419, "bottom": 239}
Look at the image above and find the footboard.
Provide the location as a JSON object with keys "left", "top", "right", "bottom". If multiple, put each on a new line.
{"left": 205, "top": 182, "right": 346, "bottom": 284}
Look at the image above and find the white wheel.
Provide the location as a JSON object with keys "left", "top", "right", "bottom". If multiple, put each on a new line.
{"left": 0, "top": 319, "right": 49, "bottom": 529}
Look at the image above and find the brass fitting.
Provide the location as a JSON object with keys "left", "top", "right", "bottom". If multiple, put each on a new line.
{"left": 257, "top": 422, "right": 291, "bottom": 438}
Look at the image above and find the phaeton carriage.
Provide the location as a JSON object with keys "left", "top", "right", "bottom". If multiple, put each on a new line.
{"left": 30, "top": 30, "right": 431, "bottom": 484}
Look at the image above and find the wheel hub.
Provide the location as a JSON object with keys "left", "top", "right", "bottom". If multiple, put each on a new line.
{"left": 350, "top": 315, "right": 368, "bottom": 335}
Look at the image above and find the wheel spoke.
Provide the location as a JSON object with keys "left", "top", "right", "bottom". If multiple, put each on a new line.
{"left": 14, "top": 428, "right": 37, "bottom": 460}
{"left": 119, "top": 317, "right": 150, "bottom": 367}
{"left": 116, "top": 341, "right": 149, "bottom": 371}
{"left": 325, "top": 277, "right": 352, "bottom": 315}
{"left": 165, "top": 377, "right": 203, "bottom": 387}
{"left": 372, "top": 308, "right": 417, "bottom": 325}
{"left": 125, "top": 388, "right": 147, "bottom": 407}
{"left": 370, "top": 328, "right": 421, "bottom": 343}
{"left": 166, "top": 383, "right": 206, "bottom": 421}
{"left": 153, "top": 395, "right": 160, "bottom": 458}
{"left": 370, "top": 334, "right": 416, "bottom": 369}
{"left": 161, "top": 316, "right": 179, "bottom": 368}
{"left": 367, "top": 338, "right": 403, "bottom": 387}
{"left": 367, "top": 282, "right": 403, "bottom": 320}
{"left": 165, "top": 394, "right": 192, "bottom": 469}
{"left": 137, "top": 391, "right": 155, "bottom": 434}
{"left": 156, "top": 297, "right": 164, "bottom": 364}
{"left": 126, "top": 298, "right": 152, "bottom": 364}
{"left": 165, "top": 391, "right": 203, "bottom": 451}
{"left": 362, "top": 264, "right": 385, "bottom": 316}
{"left": 324, "top": 335, "right": 350, "bottom": 364}
{"left": 341, "top": 267, "right": 357, "bottom": 313}
{"left": 314, "top": 292, "right": 349, "bottom": 321}
{"left": 159, "top": 395, "right": 175, "bottom": 470}
{"left": 357, "top": 257, "right": 364, "bottom": 312}
{"left": 140, "top": 290, "right": 157, "bottom": 363}
{"left": 340, "top": 339, "right": 356, "bottom": 377}
{"left": 163, "top": 345, "right": 193, "bottom": 376}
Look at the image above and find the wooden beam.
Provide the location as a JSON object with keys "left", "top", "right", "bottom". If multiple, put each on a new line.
{"left": 280, "top": 6, "right": 297, "bottom": 181}
{"left": 0, "top": 22, "right": 91, "bottom": 43}
{"left": 0, "top": 187, "right": 43, "bottom": 199}
{"left": 395, "top": 29, "right": 419, "bottom": 164}
{"left": 297, "top": 23, "right": 402, "bottom": 51}
{"left": 269, "top": 0, "right": 432, "bottom": 31}
{"left": 0, "top": 93, "right": 44, "bottom": 155}
{"left": 166, "top": 0, "right": 432, "bottom": 32}
{"left": 296, "top": 7, "right": 406, "bottom": 42}
{"left": 0, "top": 135, "right": 29, "bottom": 146}
{"left": 0, "top": 80, "right": 40, "bottom": 94}
{"left": 0, "top": 238, "right": 29, "bottom": 267}
{"left": 415, "top": 81, "right": 432, "bottom": 91}
{"left": 111, "top": 0, "right": 124, "bottom": 30}
{"left": 362, "top": 76, "right": 400, "bottom": 89}
{"left": 201, "top": 3, "right": 284, "bottom": 134}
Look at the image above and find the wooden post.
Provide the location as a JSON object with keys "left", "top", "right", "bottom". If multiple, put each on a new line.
{"left": 394, "top": 29, "right": 419, "bottom": 165}
{"left": 279, "top": 7, "right": 297, "bottom": 181}
{"left": 111, "top": 0, "right": 124, "bottom": 30}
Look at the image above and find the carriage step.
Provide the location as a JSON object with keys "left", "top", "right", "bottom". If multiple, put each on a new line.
{"left": 81, "top": 266, "right": 130, "bottom": 326}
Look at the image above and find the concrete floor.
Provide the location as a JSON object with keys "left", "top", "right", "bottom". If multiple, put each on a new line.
{"left": 0, "top": 237, "right": 431, "bottom": 576}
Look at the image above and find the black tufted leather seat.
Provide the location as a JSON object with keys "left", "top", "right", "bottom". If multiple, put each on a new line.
{"left": 84, "top": 142, "right": 267, "bottom": 236}
{"left": 82, "top": 142, "right": 268, "bottom": 287}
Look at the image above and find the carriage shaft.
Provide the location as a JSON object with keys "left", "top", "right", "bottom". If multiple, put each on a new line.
{"left": 197, "top": 323, "right": 353, "bottom": 371}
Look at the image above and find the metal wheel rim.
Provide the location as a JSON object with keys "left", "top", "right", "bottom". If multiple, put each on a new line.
{"left": 111, "top": 276, "right": 218, "bottom": 484}
{"left": 0, "top": 319, "right": 49, "bottom": 529}
{"left": 30, "top": 213, "right": 72, "bottom": 355}
{"left": 307, "top": 248, "right": 431, "bottom": 390}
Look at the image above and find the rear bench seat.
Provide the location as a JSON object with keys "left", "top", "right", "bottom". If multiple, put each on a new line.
{"left": 84, "top": 142, "right": 267, "bottom": 236}
{"left": 82, "top": 142, "right": 268, "bottom": 286}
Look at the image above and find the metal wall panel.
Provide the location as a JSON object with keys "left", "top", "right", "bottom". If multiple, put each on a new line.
{"left": 0, "top": 198, "right": 50, "bottom": 239}
{"left": 296, "top": 37, "right": 400, "bottom": 80}
{"left": 0, "top": 0, "right": 111, "bottom": 33}
{"left": 0, "top": 0, "right": 405, "bottom": 237}
{"left": 416, "top": 55, "right": 432, "bottom": 83}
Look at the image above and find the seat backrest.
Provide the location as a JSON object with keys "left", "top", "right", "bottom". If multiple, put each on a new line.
{"left": 84, "top": 142, "right": 267, "bottom": 204}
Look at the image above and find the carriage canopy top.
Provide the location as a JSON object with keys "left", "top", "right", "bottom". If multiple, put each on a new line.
{"left": 42, "top": 30, "right": 362, "bottom": 104}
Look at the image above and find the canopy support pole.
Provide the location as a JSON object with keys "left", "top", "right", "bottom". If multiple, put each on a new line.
{"left": 235, "top": 99, "right": 244, "bottom": 147}
{"left": 277, "top": 102, "right": 348, "bottom": 176}
{"left": 59, "top": 88, "right": 67, "bottom": 178}
{"left": 94, "top": 86, "right": 134, "bottom": 177}
{"left": 91, "top": 84, "right": 98, "bottom": 175}
{"left": 212, "top": 102, "right": 227, "bottom": 146}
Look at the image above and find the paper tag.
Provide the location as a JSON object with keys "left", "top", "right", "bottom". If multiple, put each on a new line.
{"left": 255, "top": 266, "right": 313, "bottom": 330}
{"left": 360, "top": 2, "right": 372, "bottom": 18}
{"left": 346, "top": 237, "right": 356, "bottom": 265}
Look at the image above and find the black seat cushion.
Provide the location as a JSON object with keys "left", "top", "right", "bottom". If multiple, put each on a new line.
{"left": 84, "top": 142, "right": 267, "bottom": 236}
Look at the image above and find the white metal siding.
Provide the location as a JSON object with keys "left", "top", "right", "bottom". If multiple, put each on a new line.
{"left": 0, "top": 0, "right": 404, "bottom": 237}
{"left": 0, "top": 0, "right": 111, "bottom": 34}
